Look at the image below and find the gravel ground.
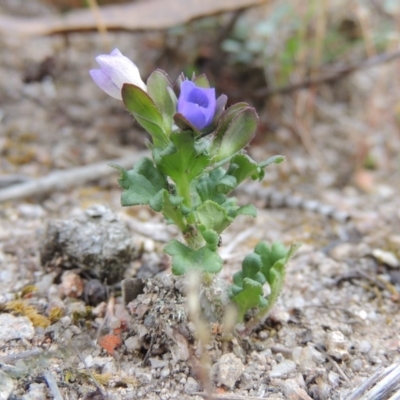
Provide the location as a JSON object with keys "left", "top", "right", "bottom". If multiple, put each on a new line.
{"left": 1, "top": 1, "right": 400, "bottom": 399}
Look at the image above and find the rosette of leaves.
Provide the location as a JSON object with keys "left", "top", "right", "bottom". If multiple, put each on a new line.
{"left": 230, "top": 242, "right": 300, "bottom": 321}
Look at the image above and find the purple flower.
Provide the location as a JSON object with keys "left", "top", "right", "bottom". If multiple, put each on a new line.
{"left": 177, "top": 81, "right": 216, "bottom": 130}
{"left": 90, "top": 48, "right": 146, "bottom": 100}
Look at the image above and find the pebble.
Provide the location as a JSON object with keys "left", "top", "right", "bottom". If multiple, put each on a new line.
{"left": 269, "top": 360, "right": 297, "bottom": 378}
{"left": 0, "top": 314, "right": 34, "bottom": 341}
{"left": 125, "top": 336, "right": 141, "bottom": 352}
{"left": 0, "top": 370, "right": 14, "bottom": 400}
{"left": 279, "top": 378, "right": 313, "bottom": 400}
{"left": 350, "top": 358, "right": 363, "bottom": 372}
{"left": 59, "top": 271, "right": 84, "bottom": 298}
{"left": 328, "top": 371, "right": 340, "bottom": 388}
{"left": 239, "top": 372, "right": 254, "bottom": 390}
{"left": 325, "top": 331, "right": 349, "bottom": 361}
{"left": 216, "top": 353, "right": 245, "bottom": 389}
{"left": 21, "top": 383, "right": 47, "bottom": 400}
{"left": 358, "top": 340, "right": 372, "bottom": 354}
{"left": 372, "top": 249, "right": 399, "bottom": 268}
{"left": 184, "top": 377, "right": 200, "bottom": 394}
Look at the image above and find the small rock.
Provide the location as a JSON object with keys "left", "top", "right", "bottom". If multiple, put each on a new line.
{"left": 216, "top": 353, "right": 244, "bottom": 389}
{"left": 22, "top": 382, "right": 47, "bottom": 400}
{"left": 136, "top": 372, "right": 152, "bottom": 385}
{"left": 122, "top": 278, "right": 144, "bottom": 306}
{"left": 328, "top": 371, "right": 340, "bottom": 388}
{"left": 239, "top": 372, "right": 254, "bottom": 390}
{"left": 83, "top": 279, "right": 108, "bottom": 306}
{"left": 40, "top": 205, "right": 135, "bottom": 284}
{"left": 184, "top": 377, "right": 200, "bottom": 394}
{"left": 279, "top": 378, "right": 313, "bottom": 400}
{"left": 0, "top": 370, "right": 14, "bottom": 400}
{"left": 372, "top": 249, "right": 399, "bottom": 268}
{"left": 350, "top": 358, "right": 363, "bottom": 372}
{"left": 325, "top": 331, "right": 349, "bottom": 361}
{"left": 269, "top": 360, "right": 297, "bottom": 378}
{"left": 125, "top": 336, "right": 141, "bottom": 352}
{"left": 358, "top": 340, "right": 372, "bottom": 354}
{"left": 59, "top": 271, "right": 84, "bottom": 298}
{"left": 0, "top": 314, "right": 34, "bottom": 341}
{"left": 149, "top": 358, "right": 167, "bottom": 369}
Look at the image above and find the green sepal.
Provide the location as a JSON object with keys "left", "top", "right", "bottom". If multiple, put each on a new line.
{"left": 193, "top": 74, "right": 210, "bottom": 88}
{"left": 164, "top": 239, "right": 223, "bottom": 275}
{"left": 147, "top": 69, "right": 176, "bottom": 136}
{"left": 121, "top": 84, "right": 168, "bottom": 148}
{"left": 110, "top": 157, "right": 167, "bottom": 207}
{"left": 215, "top": 107, "right": 258, "bottom": 163}
{"left": 210, "top": 102, "right": 248, "bottom": 155}
{"left": 173, "top": 113, "right": 201, "bottom": 135}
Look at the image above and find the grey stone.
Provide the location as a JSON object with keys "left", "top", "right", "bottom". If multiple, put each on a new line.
{"left": 216, "top": 353, "right": 245, "bottom": 389}
{"left": 358, "top": 340, "right": 372, "bottom": 354}
{"left": 0, "top": 370, "right": 14, "bottom": 400}
{"left": 0, "top": 314, "right": 34, "bottom": 341}
{"left": 22, "top": 383, "right": 47, "bottom": 400}
{"left": 40, "top": 205, "right": 134, "bottom": 284}
{"left": 372, "top": 249, "right": 399, "bottom": 268}
{"left": 325, "top": 331, "right": 349, "bottom": 361}
{"left": 269, "top": 360, "right": 297, "bottom": 378}
{"left": 184, "top": 377, "right": 200, "bottom": 394}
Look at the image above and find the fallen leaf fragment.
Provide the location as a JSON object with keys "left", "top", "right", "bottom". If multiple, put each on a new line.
{"left": 98, "top": 334, "right": 122, "bottom": 356}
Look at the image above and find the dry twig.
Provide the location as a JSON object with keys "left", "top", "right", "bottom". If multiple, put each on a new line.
{"left": 255, "top": 50, "right": 400, "bottom": 98}
{"left": 0, "top": 152, "right": 148, "bottom": 203}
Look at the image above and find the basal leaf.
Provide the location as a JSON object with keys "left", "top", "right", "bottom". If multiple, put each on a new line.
{"left": 164, "top": 239, "right": 223, "bottom": 275}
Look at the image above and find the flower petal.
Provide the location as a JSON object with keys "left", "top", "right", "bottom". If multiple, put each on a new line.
{"left": 89, "top": 69, "right": 122, "bottom": 100}
{"left": 95, "top": 50, "right": 147, "bottom": 92}
{"left": 178, "top": 101, "right": 207, "bottom": 130}
{"left": 177, "top": 80, "right": 216, "bottom": 130}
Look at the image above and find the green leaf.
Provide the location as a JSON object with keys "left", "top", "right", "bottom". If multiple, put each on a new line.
{"left": 195, "top": 168, "right": 228, "bottom": 205}
{"left": 110, "top": 157, "right": 167, "bottom": 207}
{"left": 151, "top": 189, "right": 186, "bottom": 231}
{"left": 155, "top": 131, "right": 210, "bottom": 188}
{"left": 255, "top": 241, "right": 289, "bottom": 281}
{"left": 215, "top": 107, "right": 259, "bottom": 163}
{"left": 197, "top": 200, "right": 233, "bottom": 234}
{"left": 235, "top": 204, "right": 257, "bottom": 218}
{"left": 231, "top": 278, "right": 264, "bottom": 321}
{"left": 164, "top": 239, "right": 223, "bottom": 275}
{"left": 259, "top": 155, "right": 286, "bottom": 168}
{"left": 198, "top": 225, "right": 220, "bottom": 251}
{"left": 228, "top": 241, "right": 300, "bottom": 322}
{"left": 228, "top": 154, "right": 260, "bottom": 184}
{"left": 147, "top": 70, "right": 176, "bottom": 135}
{"left": 122, "top": 83, "right": 168, "bottom": 148}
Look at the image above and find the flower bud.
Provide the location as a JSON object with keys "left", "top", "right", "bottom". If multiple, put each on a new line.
{"left": 177, "top": 80, "right": 216, "bottom": 130}
{"left": 90, "top": 48, "right": 147, "bottom": 100}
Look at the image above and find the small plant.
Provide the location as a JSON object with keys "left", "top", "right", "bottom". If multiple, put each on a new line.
{"left": 90, "top": 49, "right": 299, "bottom": 324}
